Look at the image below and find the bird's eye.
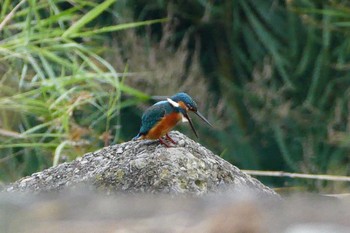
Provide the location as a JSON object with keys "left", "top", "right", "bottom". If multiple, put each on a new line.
{"left": 186, "top": 105, "right": 192, "bottom": 110}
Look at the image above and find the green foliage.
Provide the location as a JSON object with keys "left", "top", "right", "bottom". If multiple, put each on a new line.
{"left": 236, "top": 0, "right": 350, "bottom": 191}
{"left": 0, "top": 0, "right": 163, "bottom": 181}
{"left": 123, "top": 0, "right": 350, "bottom": 192}
{"left": 1, "top": 0, "right": 350, "bottom": 193}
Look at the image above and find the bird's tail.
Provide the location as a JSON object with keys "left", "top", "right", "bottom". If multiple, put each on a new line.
{"left": 132, "top": 133, "right": 141, "bottom": 141}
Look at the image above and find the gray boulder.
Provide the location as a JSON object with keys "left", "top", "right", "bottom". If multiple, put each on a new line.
{"left": 5, "top": 131, "right": 278, "bottom": 197}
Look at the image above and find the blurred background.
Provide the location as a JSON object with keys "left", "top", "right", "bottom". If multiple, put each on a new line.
{"left": 0, "top": 0, "right": 349, "bottom": 193}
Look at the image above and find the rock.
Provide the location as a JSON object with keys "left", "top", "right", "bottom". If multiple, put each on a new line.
{"left": 1, "top": 192, "right": 349, "bottom": 233}
{"left": 4, "top": 131, "right": 278, "bottom": 197}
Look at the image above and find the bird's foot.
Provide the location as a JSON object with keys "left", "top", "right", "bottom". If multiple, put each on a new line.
{"left": 165, "top": 133, "right": 177, "bottom": 145}
{"left": 158, "top": 137, "right": 171, "bottom": 147}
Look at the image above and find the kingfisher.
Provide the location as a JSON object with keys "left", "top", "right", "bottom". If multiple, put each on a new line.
{"left": 133, "top": 92, "right": 212, "bottom": 147}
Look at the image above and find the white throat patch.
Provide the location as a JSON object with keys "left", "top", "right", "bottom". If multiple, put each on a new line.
{"left": 181, "top": 115, "right": 189, "bottom": 122}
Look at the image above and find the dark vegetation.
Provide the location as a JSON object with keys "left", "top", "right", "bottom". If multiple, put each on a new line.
{"left": 1, "top": 0, "right": 349, "bottom": 193}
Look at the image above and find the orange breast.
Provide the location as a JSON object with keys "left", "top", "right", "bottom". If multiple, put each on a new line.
{"left": 144, "top": 112, "right": 182, "bottom": 140}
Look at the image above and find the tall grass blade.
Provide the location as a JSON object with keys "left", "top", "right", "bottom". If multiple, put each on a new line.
{"left": 62, "top": 0, "right": 116, "bottom": 38}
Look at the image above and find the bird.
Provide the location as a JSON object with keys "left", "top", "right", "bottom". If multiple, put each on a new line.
{"left": 133, "top": 92, "right": 212, "bottom": 147}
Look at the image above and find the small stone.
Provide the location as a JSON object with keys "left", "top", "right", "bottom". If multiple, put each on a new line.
{"left": 177, "top": 140, "right": 185, "bottom": 146}
{"left": 116, "top": 148, "right": 123, "bottom": 154}
{"left": 20, "top": 177, "right": 34, "bottom": 183}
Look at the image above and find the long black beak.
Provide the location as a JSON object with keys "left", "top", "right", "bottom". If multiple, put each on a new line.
{"left": 194, "top": 111, "right": 213, "bottom": 127}
{"left": 184, "top": 113, "right": 199, "bottom": 138}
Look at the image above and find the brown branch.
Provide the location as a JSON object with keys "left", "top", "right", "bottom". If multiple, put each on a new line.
{"left": 242, "top": 170, "right": 350, "bottom": 182}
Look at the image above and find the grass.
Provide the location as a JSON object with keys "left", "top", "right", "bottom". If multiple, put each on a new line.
{"left": 0, "top": 0, "right": 164, "bottom": 181}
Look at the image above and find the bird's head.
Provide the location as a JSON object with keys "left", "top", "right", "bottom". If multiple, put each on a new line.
{"left": 170, "top": 92, "right": 198, "bottom": 112}
{"left": 167, "top": 92, "right": 212, "bottom": 138}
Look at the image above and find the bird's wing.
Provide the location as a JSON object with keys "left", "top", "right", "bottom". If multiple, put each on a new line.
{"left": 139, "top": 104, "right": 167, "bottom": 135}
